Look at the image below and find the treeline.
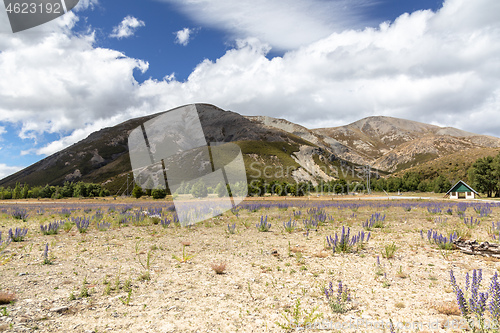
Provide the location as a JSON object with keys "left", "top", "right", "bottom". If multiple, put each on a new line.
{"left": 369, "top": 173, "right": 452, "bottom": 193}
{"left": 131, "top": 180, "right": 248, "bottom": 199}
{"left": 0, "top": 182, "right": 110, "bottom": 199}
{"left": 0, "top": 169, "right": 462, "bottom": 200}
{"left": 247, "top": 173, "right": 453, "bottom": 197}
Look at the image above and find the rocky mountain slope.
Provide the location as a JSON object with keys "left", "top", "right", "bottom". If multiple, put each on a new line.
{"left": 0, "top": 104, "right": 364, "bottom": 192}
{"left": 272, "top": 115, "right": 500, "bottom": 173}
{"left": 1, "top": 105, "right": 498, "bottom": 192}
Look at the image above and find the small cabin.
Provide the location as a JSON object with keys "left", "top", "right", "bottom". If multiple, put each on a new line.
{"left": 445, "top": 180, "right": 480, "bottom": 199}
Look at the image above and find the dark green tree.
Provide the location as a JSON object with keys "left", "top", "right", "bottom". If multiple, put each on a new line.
{"left": 132, "top": 184, "right": 144, "bottom": 198}
{"left": 73, "top": 182, "right": 87, "bottom": 197}
{"left": 403, "top": 172, "right": 420, "bottom": 192}
{"left": 151, "top": 187, "right": 167, "bottom": 199}
{"left": 13, "top": 183, "right": 22, "bottom": 199}
{"left": 468, "top": 156, "right": 496, "bottom": 197}
{"left": 432, "top": 175, "right": 451, "bottom": 193}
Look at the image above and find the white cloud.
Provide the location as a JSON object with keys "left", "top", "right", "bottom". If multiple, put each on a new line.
{"left": 137, "top": 0, "right": 500, "bottom": 135}
{"left": 175, "top": 28, "right": 193, "bottom": 46}
{"left": 0, "top": 164, "right": 23, "bottom": 179}
{"left": 162, "top": 0, "right": 373, "bottom": 50}
{"left": 0, "top": 0, "right": 499, "bottom": 180}
{"left": 110, "top": 16, "right": 145, "bottom": 39}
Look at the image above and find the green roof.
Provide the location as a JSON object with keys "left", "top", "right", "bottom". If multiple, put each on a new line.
{"left": 446, "top": 180, "right": 478, "bottom": 195}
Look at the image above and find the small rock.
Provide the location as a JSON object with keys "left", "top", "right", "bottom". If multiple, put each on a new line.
{"left": 50, "top": 306, "right": 68, "bottom": 313}
{"left": 18, "top": 272, "right": 28, "bottom": 276}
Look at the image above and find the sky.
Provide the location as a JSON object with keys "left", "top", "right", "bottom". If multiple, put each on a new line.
{"left": 0, "top": 0, "right": 499, "bottom": 179}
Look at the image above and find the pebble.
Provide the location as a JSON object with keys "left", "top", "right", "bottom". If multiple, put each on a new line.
{"left": 50, "top": 306, "right": 68, "bottom": 313}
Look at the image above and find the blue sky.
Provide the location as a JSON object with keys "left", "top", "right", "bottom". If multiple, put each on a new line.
{"left": 0, "top": 0, "right": 499, "bottom": 179}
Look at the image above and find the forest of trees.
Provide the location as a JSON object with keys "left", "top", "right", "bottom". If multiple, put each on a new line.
{"left": 0, "top": 181, "right": 110, "bottom": 200}
{"left": 3, "top": 152, "right": 500, "bottom": 199}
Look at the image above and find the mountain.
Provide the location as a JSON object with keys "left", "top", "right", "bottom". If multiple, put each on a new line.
{"left": 1, "top": 105, "right": 498, "bottom": 193}
{"left": 0, "top": 104, "right": 368, "bottom": 193}
{"left": 312, "top": 116, "right": 500, "bottom": 172}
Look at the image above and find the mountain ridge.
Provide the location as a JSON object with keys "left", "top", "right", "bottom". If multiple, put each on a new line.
{"left": 1, "top": 105, "right": 498, "bottom": 191}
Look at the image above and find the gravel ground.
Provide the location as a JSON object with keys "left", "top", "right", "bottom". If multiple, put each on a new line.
{"left": 0, "top": 198, "right": 498, "bottom": 332}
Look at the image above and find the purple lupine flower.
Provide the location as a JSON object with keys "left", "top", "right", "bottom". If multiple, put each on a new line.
{"left": 43, "top": 243, "right": 48, "bottom": 260}
{"left": 377, "top": 256, "right": 380, "bottom": 266}
{"left": 450, "top": 270, "right": 458, "bottom": 290}
{"left": 457, "top": 287, "right": 469, "bottom": 316}
{"left": 478, "top": 292, "right": 488, "bottom": 316}
{"left": 337, "top": 280, "right": 343, "bottom": 302}
{"left": 466, "top": 272, "right": 470, "bottom": 291}
{"left": 9, "top": 227, "right": 28, "bottom": 242}
{"left": 489, "top": 272, "right": 500, "bottom": 322}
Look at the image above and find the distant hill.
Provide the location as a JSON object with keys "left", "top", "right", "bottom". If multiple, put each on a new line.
{"left": 313, "top": 116, "right": 500, "bottom": 172}
{"left": 1, "top": 105, "right": 498, "bottom": 193}
{"left": 392, "top": 147, "right": 500, "bottom": 184}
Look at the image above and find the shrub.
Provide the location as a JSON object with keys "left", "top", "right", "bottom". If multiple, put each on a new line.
{"left": 420, "top": 229, "right": 457, "bottom": 250}
{"left": 283, "top": 219, "right": 296, "bottom": 233}
{"left": 227, "top": 223, "right": 236, "bottom": 234}
{"left": 362, "top": 213, "right": 385, "bottom": 230}
{"left": 40, "top": 221, "right": 62, "bottom": 235}
{"left": 132, "top": 185, "right": 143, "bottom": 199}
{"left": 42, "top": 243, "right": 52, "bottom": 265}
{"left": 9, "top": 227, "right": 28, "bottom": 242}
{"left": 449, "top": 269, "right": 500, "bottom": 331}
{"left": 73, "top": 217, "right": 91, "bottom": 233}
{"left": 11, "top": 208, "right": 28, "bottom": 222}
{"left": 381, "top": 242, "right": 398, "bottom": 259}
{"left": 326, "top": 227, "right": 370, "bottom": 253}
{"left": 210, "top": 262, "right": 227, "bottom": 274}
{"left": 160, "top": 218, "right": 171, "bottom": 228}
{"left": 256, "top": 216, "right": 271, "bottom": 232}
{"left": 96, "top": 222, "right": 111, "bottom": 231}
{"left": 151, "top": 188, "right": 167, "bottom": 199}
{"left": 324, "top": 280, "right": 353, "bottom": 313}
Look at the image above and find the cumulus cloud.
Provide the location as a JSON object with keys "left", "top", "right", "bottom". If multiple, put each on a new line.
{"left": 138, "top": 0, "right": 500, "bottom": 134}
{"left": 0, "top": 0, "right": 500, "bottom": 175}
{"left": 175, "top": 28, "right": 193, "bottom": 46}
{"left": 110, "top": 16, "right": 145, "bottom": 39}
{"left": 161, "top": 0, "right": 373, "bottom": 50}
{"left": 0, "top": 7, "right": 150, "bottom": 156}
{"left": 0, "top": 164, "right": 22, "bottom": 179}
